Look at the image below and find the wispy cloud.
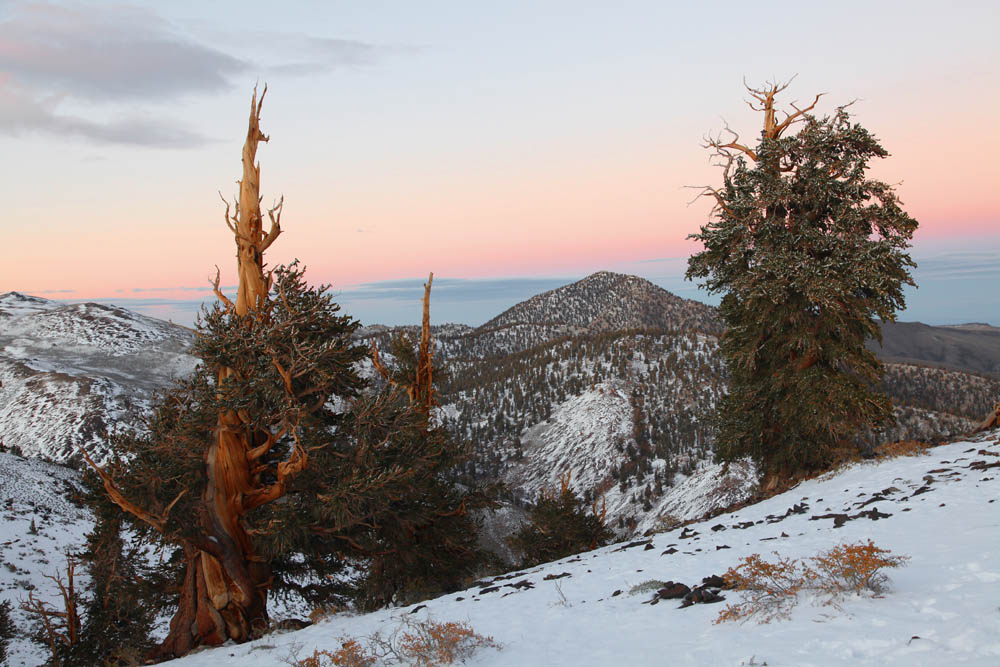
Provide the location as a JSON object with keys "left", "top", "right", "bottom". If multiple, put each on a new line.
{"left": 0, "top": 78, "right": 211, "bottom": 147}
{"left": 128, "top": 285, "right": 236, "bottom": 294}
{"left": 266, "top": 36, "right": 386, "bottom": 76}
{"left": 911, "top": 249, "right": 1000, "bottom": 281}
{"left": 340, "top": 276, "right": 573, "bottom": 304}
{"left": 0, "top": 3, "right": 394, "bottom": 147}
{"left": 0, "top": 3, "right": 248, "bottom": 101}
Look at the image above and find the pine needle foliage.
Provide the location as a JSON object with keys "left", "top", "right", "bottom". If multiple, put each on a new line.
{"left": 686, "top": 82, "right": 918, "bottom": 476}
{"left": 0, "top": 600, "right": 15, "bottom": 665}
{"left": 508, "top": 473, "right": 611, "bottom": 567}
{"left": 101, "top": 263, "right": 484, "bottom": 650}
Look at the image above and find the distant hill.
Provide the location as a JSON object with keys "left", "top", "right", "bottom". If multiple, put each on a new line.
{"left": 481, "top": 271, "right": 722, "bottom": 336}
{"left": 870, "top": 321, "right": 1000, "bottom": 378}
{"left": 0, "top": 291, "right": 197, "bottom": 461}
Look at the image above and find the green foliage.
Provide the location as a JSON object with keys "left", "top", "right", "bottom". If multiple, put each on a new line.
{"left": 63, "top": 471, "right": 164, "bottom": 666}
{"left": 687, "top": 93, "right": 917, "bottom": 476}
{"left": 0, "top": 600, "right": 15, "bottom": 664}
{"left": 507, "top": 476, "right": 612, "bottom": 567}
{"left": 106, "top": 262, "right": 483, "bottom": 622}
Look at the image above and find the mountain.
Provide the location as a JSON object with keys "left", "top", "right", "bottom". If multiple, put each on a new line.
{"left": 483, "top": 271, "right": 722, "bottom": 335}
{"left": 161, "top": 428, "right": 1000, "bottom": 667}
{"left": 870, "top": 320, "right": 1000, "bottom": 378}
{"left": 363, "top": 274, "right": 996, "bottom": 534}
{"left": 3, "top": 278, "right": 997, "bottom": 533}
{"left": 0, "top": 292, "right": 197, "bottom": 462}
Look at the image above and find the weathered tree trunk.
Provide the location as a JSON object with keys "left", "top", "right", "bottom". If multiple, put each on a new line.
{"left": 156, "top": 86, "right": 284, "bottom": 657}
{"left": 973, "top": 402, "right": 1000, "bottom": 433}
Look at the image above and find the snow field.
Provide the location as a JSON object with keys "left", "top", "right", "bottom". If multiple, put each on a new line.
{"left": 167, "top": 432, "right": 1000, "bottom": 666}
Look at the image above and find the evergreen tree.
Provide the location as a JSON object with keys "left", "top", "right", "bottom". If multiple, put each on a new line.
{"left": 0, "top": 600, "right": 15, "bottom": 665}
{"left": 507, "top": 473, "right": 611, "bottom": 567}
{"left": 64, "top": 471, "right": 161, "bottom": 666}
{"left": 85, "top": 90, "right": 479, "bottom": 659}
{"left": 686, "top": 80, "right": 917, "bottom": 478}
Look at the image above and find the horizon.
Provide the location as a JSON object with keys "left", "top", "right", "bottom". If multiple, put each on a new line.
{"left": 1, "top": 1, "right": 997, "bottom": 325}
{"left": 11, "top": 244, "right": 998, "bottom": 329}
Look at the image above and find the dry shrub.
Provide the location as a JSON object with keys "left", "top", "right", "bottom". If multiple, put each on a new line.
{"left": 810, "top": 540, "right": 909, "bottom": 597}
{"left": 291, "top": 618, "right": 499, "bottom": 667}
{"left": 716, "top": 553, "right": 807, "bottom": 623}
{"left": 294, "top": 640, "right": 376, "bottom": 667}
{"left": 874, "top": 439, "right": 931, "bottom": 459}
{"left": 309, "top": 604, "right": 348, "bottom": 624}
{"left": 717, "top": 541, "right": 908, "bottom": 624}
{"left": 394, "top": 620, "right": 499, "bottom": 666}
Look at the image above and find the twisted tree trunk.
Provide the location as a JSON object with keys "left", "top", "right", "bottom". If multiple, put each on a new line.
{"left": 155, "top": 86, "right": 284, "bottom": 658}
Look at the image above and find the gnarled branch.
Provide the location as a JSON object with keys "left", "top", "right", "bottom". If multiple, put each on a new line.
{"left": 80, "top": 448, "right": 186, "bottom": 534}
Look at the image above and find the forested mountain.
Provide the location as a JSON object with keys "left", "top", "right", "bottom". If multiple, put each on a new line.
{"left": 483, "top": 271, "right": 722, "bottom": 334}
{"left": 2, "top": 276, "right": 997, "bottom": 533}
{"left": 363, "top": 273, "right": 998, "bottom": 532}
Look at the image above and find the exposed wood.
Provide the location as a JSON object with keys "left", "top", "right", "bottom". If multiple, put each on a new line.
{"left": 693, "top": 79, "right": 823, "bottom": 216}
{"left": 415, "top": 272, "right": 436, "bottom": 416}
{"left": 80, "top": 448, "right": 186, "bottom": 534}
{"left": 20, "top": 557, "right": 80, "bottom": 662}
{"left": 973, "top": 402, "right": 1000, "bottom": 433}
{"left": 370, "top": 271, "right": 438, "bottom": 418}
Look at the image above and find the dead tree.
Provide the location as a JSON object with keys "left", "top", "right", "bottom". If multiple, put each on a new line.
{"left": 21, "top": 556, "right": 80, "bottom": 663}
{"left": 973, "top": 402, "right": 1000, "bottom": 433}
{"left": 371, "top": 272, "right": 437, "bottom": 418}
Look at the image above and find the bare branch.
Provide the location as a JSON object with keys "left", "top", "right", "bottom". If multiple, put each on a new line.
{"left": 684, "top": 185, "right": 735, "bottom": 216}
{"left": 260, "top": 196, "right": 283, "bottom": 252}
{"left": 705, "top": 122, "right": 758, "bottom": 162}
{"left": 772, "top": 92, "right": 824, "bottom": 138}
{"left": 80, "top": 448, "right": 185, "bottom": 534}
{"left": 218, "top": 191, "right": 238, "bottom": 234}
{"left": 211, "top": 266, "right": 235, "bottom": 311}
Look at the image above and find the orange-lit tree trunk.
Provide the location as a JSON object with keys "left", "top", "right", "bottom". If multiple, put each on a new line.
{"left": 86, "top": 87, "right": 302, "bottom": 659}
{"left": 159, "top": 85, "right": 291, "bottom": 657}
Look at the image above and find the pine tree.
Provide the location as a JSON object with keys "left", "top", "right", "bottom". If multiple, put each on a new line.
{"left": 84, "top": 90, "right": 479, "bottom": 659}
{"left": 0, "top": 600, "right": 15, "bottom": 665}
{"left": 507, "top": 472, "right": 611, "bottom": 567}
{"left": 686, "top": 80, "right": 917, "bottom": 478}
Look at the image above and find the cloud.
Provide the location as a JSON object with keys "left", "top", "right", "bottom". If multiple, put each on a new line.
{"left": 0, "top": 78, "right": 211, "bottom": 147}
{"left": 911, "top": 249, "right": 1000, "bottom": 281}
{"left": 0, "top": 3, "right": 248, "bottom": 101}
{"left": 258, "top": 33, "right": 404, "bottom": 77}
{"left": 0, "top": 3, "right": 396, "bottom": 147}
{"left": 338, "top": 276, "right": 574, "bottom": 305}
{"left": 129, "top": 285, "right": 236, "bottom": 293}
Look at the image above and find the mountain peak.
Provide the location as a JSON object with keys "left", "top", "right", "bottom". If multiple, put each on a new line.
{"left": 479, "top": 271, "right": 721, "bottom": 335}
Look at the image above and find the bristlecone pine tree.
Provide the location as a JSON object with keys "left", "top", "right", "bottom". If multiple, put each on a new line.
{"left": 507, "top": 472, "right": 611, "bottom": 567}
{"left": 84, "top": 88, "right": 482, "bottom": 660}
{"left": 686, "top": 80, "right": 918, "bottom": 479}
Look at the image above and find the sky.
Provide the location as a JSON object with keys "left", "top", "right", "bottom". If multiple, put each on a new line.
{"left": 1, "top": 0, "right": 997, "bottom": 327}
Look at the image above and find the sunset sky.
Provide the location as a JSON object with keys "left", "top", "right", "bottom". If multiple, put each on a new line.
{"left": 2, "top": 1, "right": 997, "bottom": 326}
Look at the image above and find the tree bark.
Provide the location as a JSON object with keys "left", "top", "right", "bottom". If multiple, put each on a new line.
{"left": 157, "top": 85, "right": 281, "bottom": 658}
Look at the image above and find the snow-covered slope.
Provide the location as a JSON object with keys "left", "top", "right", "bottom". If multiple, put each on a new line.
{"left": 0, "top": 293, "right": 197, "bottom": 461}
{"left": 503, "top": 380, "right": 755, "bottom": 533}
{"left": 0, "top": 452, "right": 92, "bottom": 667}
{"left": 166, "top": 429, "right": 1000, "bottom": 666}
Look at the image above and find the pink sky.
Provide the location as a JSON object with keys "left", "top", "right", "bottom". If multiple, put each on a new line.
{"left": 1, "top": 1, "right": 997, "bottom": 312}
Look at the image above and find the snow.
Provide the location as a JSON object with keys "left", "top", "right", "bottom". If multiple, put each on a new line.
{"left": 0, "top": 293, "right": 197, "bottom": 462}
{"left": 164, "top": 430, "right": 1000, "bottom": 666}
{"left": 0, "top": 453, "right": 92, "bottom": 667}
